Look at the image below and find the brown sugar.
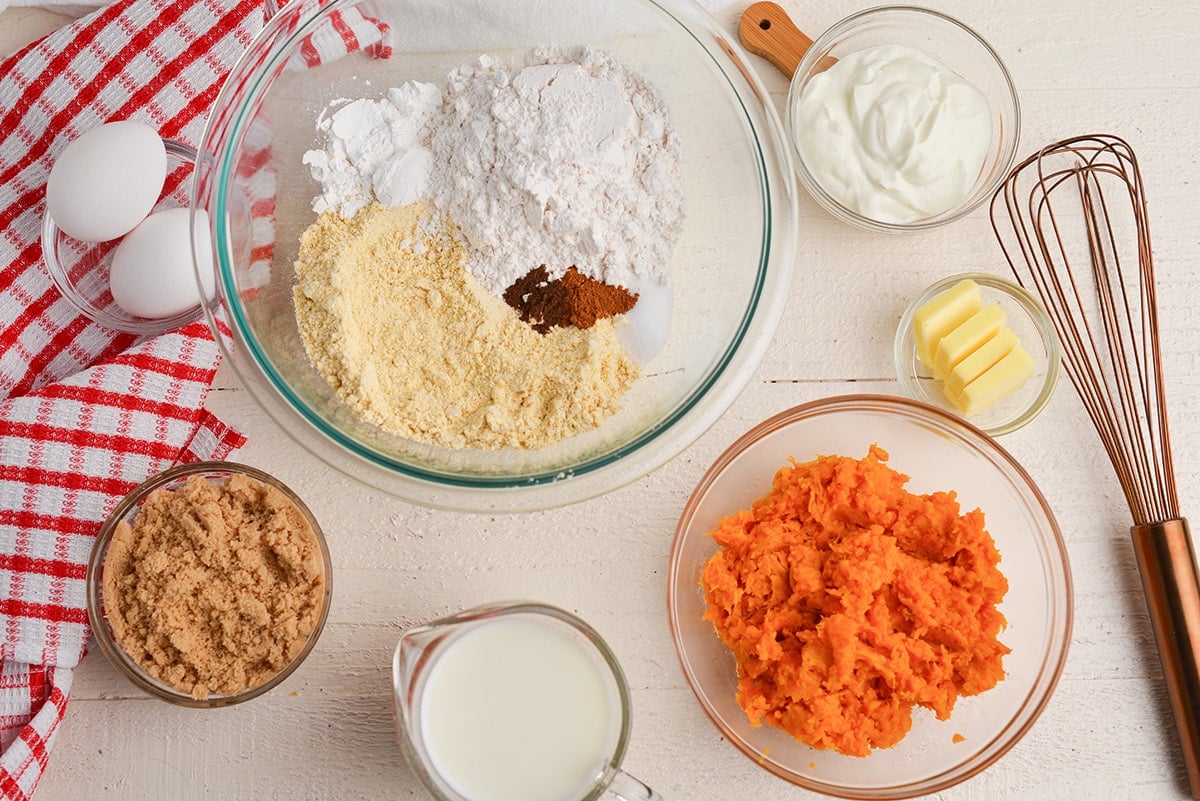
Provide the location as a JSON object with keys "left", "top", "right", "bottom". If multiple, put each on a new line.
{"left": 101, "top": 473, "right": 327, "bottom": 700}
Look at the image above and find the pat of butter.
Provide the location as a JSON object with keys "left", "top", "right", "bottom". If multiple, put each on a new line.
{"left": 947, "top": 344, "right": 1035, "bottom": 416}
{"left": 944, "top": 326, "right": 1019, "bottom": 397}
{"left": 913, "top": 279, "right": 982, "bottom": 369}
{"left": 932, "top": 303, "right": 1006, "bottom": 379}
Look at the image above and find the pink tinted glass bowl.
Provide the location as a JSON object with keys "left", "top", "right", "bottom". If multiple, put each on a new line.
{"left": 668, "top": 394, "right": 1072, "bottom": 799}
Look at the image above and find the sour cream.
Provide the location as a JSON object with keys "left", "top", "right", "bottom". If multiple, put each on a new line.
{"left": 792, "top": 44, "right": 991, "bottom": 224}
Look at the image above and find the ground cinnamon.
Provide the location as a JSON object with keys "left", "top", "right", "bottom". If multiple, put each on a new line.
{"left": 503, "top": 265, "right": 638, "bottom": 334}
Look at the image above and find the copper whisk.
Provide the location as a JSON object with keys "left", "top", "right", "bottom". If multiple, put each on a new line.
{"left": 991, "top": 134, "right": 1200, "bottom": 797}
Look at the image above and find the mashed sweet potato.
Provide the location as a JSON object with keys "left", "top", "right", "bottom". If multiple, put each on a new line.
{"left": 701, "top": 445, "right": 1009, "bottom": 757}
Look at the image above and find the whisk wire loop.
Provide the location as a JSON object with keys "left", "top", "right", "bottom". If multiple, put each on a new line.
{"left": 990, "top": 134, "right": 1178, "bottom": 525}
{"left": 1079, "top": 164, "right": 1156, "bottom": 521}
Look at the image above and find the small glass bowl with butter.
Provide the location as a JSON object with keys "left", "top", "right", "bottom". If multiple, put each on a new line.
{"left": 894, "top": 272, "right": 1060, "bottom": 436}
{"left": 786, "top": 6, "right": 1020, "bottom": 233}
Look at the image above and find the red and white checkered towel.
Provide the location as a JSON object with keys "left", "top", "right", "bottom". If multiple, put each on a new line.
{"left": 0, "top": 1, "right": 391, "bottom": 798}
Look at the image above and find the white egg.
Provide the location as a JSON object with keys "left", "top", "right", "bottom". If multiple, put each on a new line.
{"left": 46, "top": 121, "right": 167, "bottom": 243}
{"left": 109, "top": 208, "right": 216, "bottom": 320}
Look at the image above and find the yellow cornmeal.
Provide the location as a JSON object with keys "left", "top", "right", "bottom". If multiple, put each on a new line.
{"left": 292, "top": 202, "right": 638, "bottom": 450}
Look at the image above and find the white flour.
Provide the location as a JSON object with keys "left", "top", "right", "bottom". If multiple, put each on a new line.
{"left": 303, "top": 47, "right": 683, "bottom": 295}
{"left": 303, "top": 81, "right": 442, "bottom": 218}
{"left": 429, "top": 47, "right": 683, "bottom": 294}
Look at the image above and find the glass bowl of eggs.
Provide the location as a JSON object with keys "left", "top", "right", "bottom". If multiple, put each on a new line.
{"left": 41, "top": 123, "right": 215, "bottom": 336}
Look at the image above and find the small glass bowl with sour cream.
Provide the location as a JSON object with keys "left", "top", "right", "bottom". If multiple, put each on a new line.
{"left": 786, "top": 6, "right": 1020, "bottom": 234}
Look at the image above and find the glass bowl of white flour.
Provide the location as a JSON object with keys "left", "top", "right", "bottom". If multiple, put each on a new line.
{"left": 194, "top": 0, "right": 798, "bottom": 511}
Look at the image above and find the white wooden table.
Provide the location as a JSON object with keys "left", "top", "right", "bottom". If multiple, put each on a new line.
{"left": 5, "top": 1, "right": 1200, "bottom": 799}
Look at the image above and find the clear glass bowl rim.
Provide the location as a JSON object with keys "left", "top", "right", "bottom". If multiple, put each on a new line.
{"left": 194, "top": 0, "right": 799, "bottom": 510}
{"left": 41, "top": 138, "right": 207, "bottom": 336}
{"left": 892, "top": 271, "right": 1062, "bottom": 436}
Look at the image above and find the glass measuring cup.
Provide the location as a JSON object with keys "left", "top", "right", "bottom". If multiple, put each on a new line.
{"left": 392, "top": 601, "right": 662, "bottom": 801}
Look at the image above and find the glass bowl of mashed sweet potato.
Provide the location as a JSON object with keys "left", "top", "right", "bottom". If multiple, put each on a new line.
{"left": 667, "top": 394, "right": 1072, "bottom": 799}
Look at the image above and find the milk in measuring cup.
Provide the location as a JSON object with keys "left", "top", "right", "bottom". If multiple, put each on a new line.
{"left": 418, "top": 616, "right": 622, "bottom": 801}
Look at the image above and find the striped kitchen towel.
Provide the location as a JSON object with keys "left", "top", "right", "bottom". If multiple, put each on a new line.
{"left": 0, "top": 0, "right": 390, "bottom": 797}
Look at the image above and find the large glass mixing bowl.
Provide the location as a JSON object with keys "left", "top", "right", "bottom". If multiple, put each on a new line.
{"left": 194, "top": 0, "right": 797, "bottom": 512}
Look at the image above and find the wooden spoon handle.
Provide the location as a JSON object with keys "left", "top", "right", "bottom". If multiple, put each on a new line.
{"left": 738, "top": 1, "right": 817, "bottom": 79}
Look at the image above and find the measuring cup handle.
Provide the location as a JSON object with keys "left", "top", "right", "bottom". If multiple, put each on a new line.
{"left": 608, "top": 768, "right": 663, "bottom": 801}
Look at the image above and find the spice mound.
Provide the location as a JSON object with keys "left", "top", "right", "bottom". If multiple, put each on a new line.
{"left": 701, "top": 445, "right": 1009, "bottom": 757}
{"left": 102, "top": 473, "right": 327, "bottom": 700}
{"left": 503, "top": 266, "right": 638, "bottom": 334}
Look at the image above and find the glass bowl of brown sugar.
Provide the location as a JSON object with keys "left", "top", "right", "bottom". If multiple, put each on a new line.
{"left": 86, "top": 462, "right": 332, "bottom": 708}
{"left": 193, "top": 0, "right": 798, "bottom": 512}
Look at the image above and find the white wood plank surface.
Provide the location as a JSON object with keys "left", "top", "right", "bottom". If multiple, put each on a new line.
{"left": 5, "top": 1, "right": 1200, "bottom": 799}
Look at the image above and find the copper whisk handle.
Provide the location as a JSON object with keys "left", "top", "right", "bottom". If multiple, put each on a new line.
{"left": 1132, "top": 518, "right": 1200, "bottom": 798}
